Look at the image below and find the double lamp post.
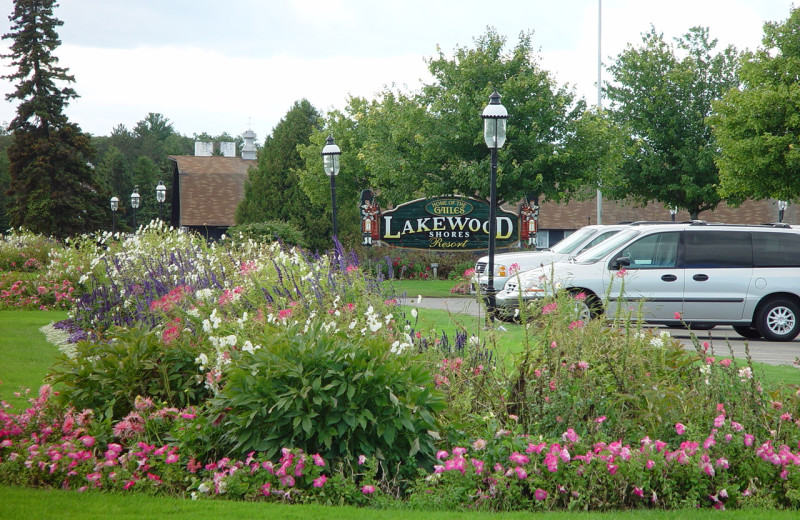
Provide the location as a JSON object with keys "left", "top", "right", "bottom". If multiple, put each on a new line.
{"left": 109, "top": 181, "right": 168, "bottom": 232}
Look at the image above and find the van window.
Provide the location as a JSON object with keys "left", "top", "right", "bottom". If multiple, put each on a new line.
{"left": 576, "top": 230, "right": 621, "bottom": 254}
{"left": 616, "top": 232, "right": 679, "bottom": 269}
{"left": 753, "top": 232, "right": 800, "bottom": 267}
{"left": 684, "top": 231, "right": 752, "bottom": 268}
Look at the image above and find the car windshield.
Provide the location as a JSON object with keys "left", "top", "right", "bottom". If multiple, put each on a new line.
{"left": 550, "top": 227, "right": 599, "bottom": 254}
{"left": 573, "top": 229, "right": 640, "bottom": 263}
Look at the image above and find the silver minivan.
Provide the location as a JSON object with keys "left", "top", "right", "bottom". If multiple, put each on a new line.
{"left": 495, "top": 222, "right": 800, "bottom": 341}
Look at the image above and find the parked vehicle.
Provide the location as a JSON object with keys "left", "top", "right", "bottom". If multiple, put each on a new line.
{"left": 471, "top": 224, "right": 629, "bottom": 293}
{"left": 495, "top": 221, "right": 800, "bottom": 341}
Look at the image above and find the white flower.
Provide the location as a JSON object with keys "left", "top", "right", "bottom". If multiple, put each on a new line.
{"left": 197, "top": 482, "right": 210, "bottom": 493}
{"left": 739, "top": 367, "right": 753, "bottom": 381}
{"left": 417, "top": 295, "right": 423, "bottom": 304}
{"left": 411, "top": 308, "right": 418, "bottom": 318}
{"left": 196, "top": 353, "right": 208, "bottom": 369}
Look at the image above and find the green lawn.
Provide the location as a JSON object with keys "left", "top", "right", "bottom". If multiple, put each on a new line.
{"left": 384, "top": 279, "right": 466, "bottom": 298}
{"left": 0, "top": 310, "right": 68, "bottom": 410}
{"left": 0, "top": 485, "right": 794, "bottom": 520}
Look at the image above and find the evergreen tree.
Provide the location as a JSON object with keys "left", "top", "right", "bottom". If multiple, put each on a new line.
{"left": 236, "top": 100, "right": 328, "bottom": 250}
{"left": 2, "top": 0, "right": 105, "bottom": 237}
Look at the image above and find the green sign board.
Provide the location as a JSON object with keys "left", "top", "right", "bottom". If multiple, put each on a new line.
{"left": 380, "top": 196, "right": 518, "bottom": 251}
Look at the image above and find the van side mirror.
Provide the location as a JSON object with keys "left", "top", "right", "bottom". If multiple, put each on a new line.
{"left": 613, "top": 256, "right": 631, "bottom": 270}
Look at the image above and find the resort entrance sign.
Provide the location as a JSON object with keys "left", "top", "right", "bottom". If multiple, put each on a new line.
{"left": 363, "top": 194, "right": 520, "bottom": 251}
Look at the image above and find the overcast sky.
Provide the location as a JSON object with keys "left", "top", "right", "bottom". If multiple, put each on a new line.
{"left": 0, "top": 0, "right": 795, "bottom": 144}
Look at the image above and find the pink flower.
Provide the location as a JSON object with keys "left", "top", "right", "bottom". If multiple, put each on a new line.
{"left": 562, "top": 428, "right": 579, "bottom": 443}
{"left": 514, "top": 466, "right": 527, "bottom": 479}
{"left": 357, "top": 455, "right": 367, "bottom": 465}
{"left": 313, "top": 475, "right": 328, "bottom": 487}
{"left": 607, "top": 463, "right": 618, "bottom": 475}
{"left": 674, "top": 311, "right": 682, "bottom": 320}
{"left": 714, "top": 414, "right": 726, "bottom": 428}
{"left": 534, "top": 488, "right": 548, "bottom": 501}
{"left": 509, "top": 452, "right": 530, "bottom": 465}
{"left": 436, "top": 450, "right": 449, "bottom": 460}
{"left": 180, "top": 413, "right": 196, "bottom": 420}
{"left": 362, "top": 485, "right": 375, "bottom": 495}
{"left": 542, "top": 302, "right": 558, "bottom": 315}
{"left": 719, "top": 358, "right": 731, "bottom": 367}
{"left": 744, "top": 434, "right": 755, "bottom": 447}
{"left": 568, "top": 320, "right": 584, "bottom": 330}
{"left": 646, "top": 460, "right": 655, "bottom": 470}
{"left": 675, "top": 423, "right": 686, "bottom": 435}
{"left": 165, "top": 453, "right": 179, "bottom": 464}
{"left": 633, "top": 486, "right": 644, "bottom": 497}
{"left": 472, "top": 439, "right": 487, "bottom": 450}
{"left": 261, "top": 483, "right": 272, "bottom": 496}
{"left": 79, "top": 435, "right": 95, "bottom": 448}
{"left": 312, "top": 454, "right": 326, "bottom": 467}
{"left": 595, "top": 415, "right": 607, "bottom": 424}
{"left": 471, "top": 459, "right": 485, "bottom": 475}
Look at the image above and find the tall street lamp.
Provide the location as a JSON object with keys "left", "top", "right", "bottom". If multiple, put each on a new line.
{"left": 156, "top": 181, "right": 166, "bottom": 221}
{"left": 670, "top": 206, "right": 677, "bottom": 221}
{"left": 481, "top": 89, "right": 508, "bottom": 318}
{"left": 321, "top": 135, "right": 342, "bottom": 241}
{"left": 110, "top": 196, "right": 119, "bottom": 233}
{"left": 778, "top": 200, "right": 788, "bottom": 223}
{"left": 130, "top": 186, "right": 140, "bottom": 230}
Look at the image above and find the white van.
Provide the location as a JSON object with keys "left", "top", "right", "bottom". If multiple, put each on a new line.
{"left": 472, "top": 224, "right": 629, "bottom": 293}
{"left": 495, "top": 222, "right": 800, "bottom": 342}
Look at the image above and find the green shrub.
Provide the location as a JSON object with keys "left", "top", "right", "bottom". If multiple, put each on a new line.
{"left": 49, "top": 325, "right": 209, "bottom": 420}
{"left": 213, "top": 323, "right": 446, "bottom": 474}
{"left": 226, "top": 220, "right": 306, "bottom": 248}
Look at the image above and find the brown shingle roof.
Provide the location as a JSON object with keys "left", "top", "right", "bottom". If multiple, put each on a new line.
{"left": 169, "top": 156, "right": 255, "bottom": 227}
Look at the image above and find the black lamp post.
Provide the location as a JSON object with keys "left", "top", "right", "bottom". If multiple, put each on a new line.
{"left": 321, "top": 135, "right": 342, "bottom": 241}
{"left": 130, "top": 186, "right": 140, "bottom": 230}
{"left": 156, "top": 181, "right": 166, "bottom": 221}
{"left": 778, "top": 200, "right": 788, "bottom": 223}
{"left": 110, "top": 196, "right": 119, "bottom": 233}
{"left": 481, "top": 89, "right": 508, "bottom": 318}
{"left": 670, "top": 206, "right": 677, "bottom": 221}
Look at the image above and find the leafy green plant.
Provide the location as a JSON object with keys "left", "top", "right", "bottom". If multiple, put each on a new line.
{"left": 49, "top": 325, "right": 209, "bottom": 420}
{"left": 213, "top": 323, "right": 445, "bottom": 474}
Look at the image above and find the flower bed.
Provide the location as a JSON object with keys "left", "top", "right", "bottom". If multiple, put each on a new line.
{"left": 1, "top": 224, "right": 799, "bottom": 511}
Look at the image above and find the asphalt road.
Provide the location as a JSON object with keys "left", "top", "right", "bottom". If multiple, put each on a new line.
{"left": 400, "top": 297, "right": 800, "bottom": 368}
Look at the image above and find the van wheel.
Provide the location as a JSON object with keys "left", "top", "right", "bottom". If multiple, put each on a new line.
{"left": 756, "top": 298, "right": 800, "bottom": 342}
{"left": 569, "top": 291, "right": 602, "bottom": 322}
{"left": 732, "top": 325, "right": 762, "bottom": 339}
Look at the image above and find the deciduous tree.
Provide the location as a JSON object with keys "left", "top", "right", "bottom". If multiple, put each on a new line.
{"left": 605, "top": 27, "right": 740, "bottom": 218}
{"left": 710, "top": 7, "right": 800, "bottom": 202}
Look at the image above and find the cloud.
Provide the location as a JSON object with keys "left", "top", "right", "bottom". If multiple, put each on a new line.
{"left": 47, "top": 44, "right": 431, "bottom": 139}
